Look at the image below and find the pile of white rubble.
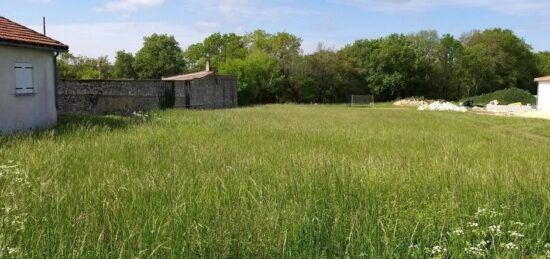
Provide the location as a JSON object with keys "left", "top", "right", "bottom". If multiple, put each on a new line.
{"left": 485, "top": 100, "right": 535, "bottom": 114}
{"left": 418, "top": 101, "right": 468, "bottom": 113}
{"left": 393, "top": 98, "right": 429, "bottom": 107}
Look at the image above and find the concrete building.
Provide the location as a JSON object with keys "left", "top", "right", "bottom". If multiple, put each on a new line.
{"left": 0, "top": 16, "right": 69, "bottom": 134}
{"left": 535, "top": 76, "right": 550, "bottom": 112}
{"left": 163, "top": 64, "right": 238, "bottom": 109}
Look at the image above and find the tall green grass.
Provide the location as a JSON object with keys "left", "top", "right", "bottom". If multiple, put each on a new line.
{"left": 1, "top": 105, "right": 550, "bottom": 258}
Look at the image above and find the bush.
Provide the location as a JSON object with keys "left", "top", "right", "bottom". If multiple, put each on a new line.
{"left": 462, "top": 88, "right": 536, "bottom": 106}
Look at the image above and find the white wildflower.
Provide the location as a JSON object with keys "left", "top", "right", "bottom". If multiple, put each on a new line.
{"left": 512, "top": 221, "right": 525, "bottom": 227}
{"left": 408, "top": 244, "right": 419, "bottom": 249}
{"left": 430, "top": 245, "right": 446, "bottom": 255}
{"left": 465, "top": 246, "right": 485, "bottom": 256}
{"left": 452, "top": 228, "right": 464, "bottom": 236}
{"left": 508, "top": 231, "right": 524, "bottom": 238}
{"left": 478, "top": 240, "right": 489, "bottom": 247}
{"left": 489, "top": 225, "right": 502, "bottom": 236}
{"left": 500, "top": 242, "right": 519, "bottom": 250}
{"left": 489, "top": 209, "right": 503, "bottom": 218}
{"left": 7, "top": 247, "right": 21, "bottom": 255}
{"left": 544, "top": 243, "right": 550, "bottom": 249}
{"left": 467, "top": 222, "right": 479, "bottom": 228}
{"left": 475, "top": 208, "right": 487, "bottom": 217}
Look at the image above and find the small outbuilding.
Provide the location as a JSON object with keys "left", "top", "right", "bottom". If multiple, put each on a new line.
{"left": 535, "top": 76, "right": 550, "bottom": 112}
{"left": 0, "top": 16, "right": 69, "bottom": 134}
{"left": 163, "top": 63, "right": 238, "bottom": 109}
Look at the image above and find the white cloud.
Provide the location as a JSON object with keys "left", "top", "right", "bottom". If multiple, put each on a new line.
{"left": 338, "top": 0, "right": 550, "bottom": 15}
{"left": 99, "top": 0, "right": 165, "bottom": 12}
{"left": 185, "top": 0, "right": 315, "bottom": 19}
{"left": 31, "top": 22, "right": 212, "bottom": 59}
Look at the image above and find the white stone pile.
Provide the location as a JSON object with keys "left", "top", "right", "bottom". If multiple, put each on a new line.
{"left": 393, "top": 98, "right": 429, "bottom": 107}
{"left": 418, "top": 101, "right": 468, "bottom": 113}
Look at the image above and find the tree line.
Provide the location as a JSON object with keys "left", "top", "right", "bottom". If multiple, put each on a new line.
{"left": 58, "top": 29, "right": 550, "bottom": 105}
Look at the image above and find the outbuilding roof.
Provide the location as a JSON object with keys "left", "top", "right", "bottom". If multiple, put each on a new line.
{"left": 0, "top": 16, "right": 69, "bottom": 51}
{"left": 535, "top": 76, "right": 550, "bottom": 82}
{"left": 163, "top": 70, "right": 214, "bottom": 81}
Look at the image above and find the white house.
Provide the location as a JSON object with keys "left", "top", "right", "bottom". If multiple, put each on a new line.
{"left": 0, "top": 16, "right": 68, "bottom": 134}
{"left": 535, "top": 76, "right": 550, "bottom": 112}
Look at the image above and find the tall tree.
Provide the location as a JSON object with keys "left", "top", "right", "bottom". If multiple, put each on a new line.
{"left": 185, "top": 33, "right": 247, "bottom": 71}
{"left": 57, "top": 53, "right": 112, "bottom": 80}
{"left": 459, "top": 45, "right": 493, "bottom": 97}
{"left": 437, "top": 34, "right": 464, "bottom": 99}
{"left": 343, "top": 34, "right": 419, "bottom": 100}
{"left": 219, "top": 51, "right": 284, "bottom": 105}
{"left": 535, "top": 52, "right": 550, "bottom": 76}
{"left": 112, "top": 51, "right": 138, "bottom": 79}
{"left": 407, "top": 30, "right": 441, "bottom": 98}
{"left": 461, "top": 29, "right": 538, "bottom": 93}
{"left": 245, "top": 30, "right": 302, "bottom": 101}
{"left": 134, "top": 34, "right": 186, "bottom": 79}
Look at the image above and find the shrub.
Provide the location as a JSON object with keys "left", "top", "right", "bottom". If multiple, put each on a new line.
{"left": 462, "top": 88, "right": 536, "bottom": 106}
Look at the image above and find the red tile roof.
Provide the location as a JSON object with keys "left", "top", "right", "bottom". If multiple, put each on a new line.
{"left": 0, "top": 16, "right": 68, "bottom": 51}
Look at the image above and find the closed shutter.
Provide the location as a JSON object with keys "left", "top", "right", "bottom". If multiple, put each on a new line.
{"left": 15, "top": 63, "right": 34, "bottom": 94}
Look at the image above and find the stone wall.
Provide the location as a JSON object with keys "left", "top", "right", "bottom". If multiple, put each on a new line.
{"left": 180, "top": 75, "right": 238, "bottom": 109}
{"left": 58, "top": 80, "right": 173, "bottom": 115}
{"left": 58, "top": 77, "right": 238, "bottom": 115}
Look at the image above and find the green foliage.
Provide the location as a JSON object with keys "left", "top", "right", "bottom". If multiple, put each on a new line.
{"left": 184, "top": 33, "right": 248, "bottom": 71}
{"left": 343, "top": 34, "right": 419, "bottom": 100}
{"left": 463, "top": 87, "right": 537, "bottom": 106}
{"left": 57, "top": 28, "right": 544, "bottom": 104}
{"left": 289, "top": 45, "right": 360, "bottom": 103}
{"left": 1, "top": 105, "right": 550, "bottom": 257}
{"left": 437, "top": 34, "right": 465, "bottom": 99}
{"left": 57, "top": 53, "right": 112, "bottom": 80}
{"left": 112, "top": 51, "right": 138, "bottom": 79}
{"left": 461, "top": 29, "right": 538, "bottom": 93}
{"left": 134, "top": 34, "right": 185, "bottom": 79}
{"left": 219, "top": 51, "right": 284, "bottom": 105}
{"left": 536, "top": 51, "right": 550, "bottom": 76}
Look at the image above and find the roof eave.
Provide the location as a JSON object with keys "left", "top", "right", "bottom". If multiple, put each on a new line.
{"left": 0, "top": 39, "right": 69, "bottom": 52}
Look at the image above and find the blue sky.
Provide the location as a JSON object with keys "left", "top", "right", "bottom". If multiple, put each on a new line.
{"left": 2, "top": 0, "right": 550, "bottom": 58}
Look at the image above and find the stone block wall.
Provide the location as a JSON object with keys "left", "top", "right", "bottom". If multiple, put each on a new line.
{"left": 174, "top": 75, "right": 238, "bottom": 109}
{"left": 58, "top": 80, "right": 173, "bottom": 115}
{"left": 57, "top": 77, "right": 238, "bottom": 115}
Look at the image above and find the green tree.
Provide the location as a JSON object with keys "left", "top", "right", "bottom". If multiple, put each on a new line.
{"left": 112, "top": 51, "right": 138, "bottom": 79}
{"left": 185, "top": 33, "right": 247, "bottom": 71}
{"left": 219, "top": 51, "right": 284, "bottom": 105}
{"left": 437, "top": 34, "right": 464, "bottom": 99}
{"left": 461, "top": 29, "right": 538, "bottom": 94}
{"left": 246, "top": 30, "right": 302, "bottom": 101}
{"left": 407, "top": 30, "right": 441, "bottom": 98}
{"left": 289, "top": 44, "right": 359, "bottom": 103}
{"left": 459, "top": 45, "right": 493, "bottom": 97}
{"left": 535, "top": 52, "right": 550, "bottom": 76}
{"left": 57, "top": 53, "right": 112, "bottom": 80}
{"left": 343, "top": 34, "right": 419, "bottom": 100}
{"left": 134, "top": 34, "right": 185, "bottom": 79}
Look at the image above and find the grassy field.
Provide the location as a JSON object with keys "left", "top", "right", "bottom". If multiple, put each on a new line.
{"left": 1, "top": 104, "right": 550, "bottom": 258}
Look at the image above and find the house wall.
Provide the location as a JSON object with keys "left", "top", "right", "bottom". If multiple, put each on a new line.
{"left": 58, "top": 80, "right": 174, "bottom": 115}
{"left": 538, "top": 82, "right": 550, "bottom": 112}
{"left": 0, "top": 45, "right": 57, "bottom": 134}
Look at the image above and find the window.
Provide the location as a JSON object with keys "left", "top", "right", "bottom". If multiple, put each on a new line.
{"left": 15, "top": 62, "right": 34, "bottom": 94}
